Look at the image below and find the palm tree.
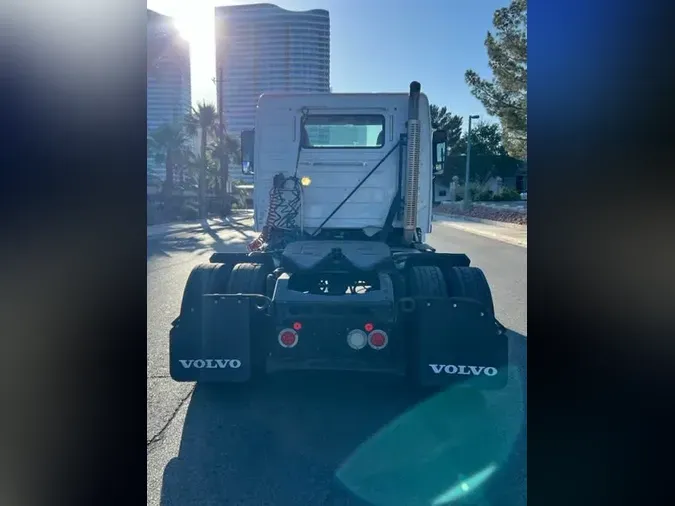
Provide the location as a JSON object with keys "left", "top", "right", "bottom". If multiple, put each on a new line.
{"left": 209, "top": 134, "right": 241, "bottom": 193}
{"left": 185, "top": 102, "right": 218, "bottom": 218}
{"left": 204, "top": 143, "right": 223, "bottom": 194}
{"left": 187, "top": 152, "right": 220, "bottom": 194}
{"left": 225, "top": 135, "right": 241, "bottom": 167}
{"left": 148, "top": 124, "right": 192, "bottom": 203}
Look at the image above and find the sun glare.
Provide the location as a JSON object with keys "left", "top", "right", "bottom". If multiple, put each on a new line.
{"left": 173, "top": 7, "right": 211, "bottom": 44}
{"left": 147, "top": 0, "right": 221, "bottom": 105}
{"left": 174, "top": 17, "right": 196, "bottom": 42}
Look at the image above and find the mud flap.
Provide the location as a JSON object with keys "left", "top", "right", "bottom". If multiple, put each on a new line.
{"left": 414, "top": 297, "right": 508, "bottom": 390}
{"left": 170, "top": 295, "right": 263, "bottom": 382}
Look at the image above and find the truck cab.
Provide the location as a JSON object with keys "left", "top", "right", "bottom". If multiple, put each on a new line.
{"left": 241, "top": 91, "right": 446, "bottom": 245}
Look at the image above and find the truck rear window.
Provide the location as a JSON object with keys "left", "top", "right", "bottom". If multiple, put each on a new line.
{"left": 302, "top": 114, "right": 385, "bottom": 149}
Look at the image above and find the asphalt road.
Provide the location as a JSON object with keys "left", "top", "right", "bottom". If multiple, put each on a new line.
{"left": 147, "top": 215, "right": 527, "bottom": 506}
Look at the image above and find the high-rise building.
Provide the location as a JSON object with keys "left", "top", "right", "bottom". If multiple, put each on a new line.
{"left": 215, "top": 3, "right": 330, "bottom": 135}
{"left": 147, "top": 9, "right": 192, "bottom": 184}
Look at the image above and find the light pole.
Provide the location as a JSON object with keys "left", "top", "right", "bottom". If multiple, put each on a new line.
{"left": 212, "top": 67, "right": 229, "bottom": 214}
{"left": 462, "top": 114, "right": 480, "bottom": 211}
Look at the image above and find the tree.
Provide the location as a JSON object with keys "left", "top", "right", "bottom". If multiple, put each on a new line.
{"left": 185, "top": 102, "right": 218, "bottom": 218}
{"left": 209, "top": 133, "right": 241, "bottom": 195}
{"left": 442, "top": 122, "right": 521, "bottom": 185}
{"left": 465, "top": 0, "right": 527, "bottom": 159}
{"left": 225, "top": 135, "right": 241, "bottom": 167}
{"left": 147, "top": 124, "right": 192, "bottom": 201}
{"left": 187, "top": 153, "right": 219, "bottom": 194}
{"left": 450, "top": 121, "right": 507, "bottom": 157}
{"left": 430, "top": 104, "right": 463, "bottom": 150}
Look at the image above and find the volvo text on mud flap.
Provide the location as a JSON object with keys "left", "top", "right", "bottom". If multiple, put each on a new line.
{"left": 179, "top": 359, "right": 242, "bottom": 369}
{"left": 428, "top": 364, "right": 499, "bottom": 376}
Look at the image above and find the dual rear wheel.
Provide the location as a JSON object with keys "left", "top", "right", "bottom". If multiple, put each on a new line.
{"left": 405, "top": 265, "right": 496, "bottom": 391}
{"left": 171, "top": 262, "right": 272, "bottom": 382}
{"left": 406, "top": 265, "right": 494, "bottom": 314}
{"left": 175, "top": 262, "right": 270, "bottom": 323}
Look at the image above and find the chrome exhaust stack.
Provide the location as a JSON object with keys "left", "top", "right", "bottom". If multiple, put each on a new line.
{"left": 403, "top": 81, "right": 422, "bottom": 244}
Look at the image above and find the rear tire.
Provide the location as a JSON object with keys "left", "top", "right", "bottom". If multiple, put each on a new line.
{"left": 405, "top": 265, "right": 448, "bottom": 387}
{"left": 445, "top": 266, "right": 495, "bottom": 315}
{"left": 407, "top": 265, "right": 448, "bottom": 297}
{"left": 226, "top": 262, "right": 270, "bottom": 294}
{"left": 177, "top": 263, "right": 232, "bottom": 324}
{"left": 405, "top": 265, "right": 496, "bottom": 396}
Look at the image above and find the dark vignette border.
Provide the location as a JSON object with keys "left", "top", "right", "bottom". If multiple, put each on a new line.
{"left": 0, "top": 2, "right": 147, "bottom": 505}
{"left": 528, "top": 0, "right": 675, "bottom": 504}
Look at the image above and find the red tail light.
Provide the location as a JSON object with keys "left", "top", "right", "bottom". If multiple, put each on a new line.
{"left": 278, "top": 328, "right": 298, "bottom": 348}
{"left": 368, "top": 330, "right": 388, "bottom": 350}
{"left": 364, "top": 322, "right": 374, "bottom": 332}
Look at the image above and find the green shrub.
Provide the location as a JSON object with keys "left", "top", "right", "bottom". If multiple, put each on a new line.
{"left": 476, "top": 190, "right": 494, "bottom": 202}
{"left": 454, "top": 185, "right": 489, "bottom": 201}
{"left": 494, "top": 188, "right": 521, "bottom": 201}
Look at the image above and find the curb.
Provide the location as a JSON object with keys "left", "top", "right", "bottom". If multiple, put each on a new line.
{"left": 433, "top": 212, "right": 527, "bottom": 230}
{"left": 433, "top": 214, "right": 527, "bottom": 248}
{"left": 473, "top": 203, "right": 527, "bottom": 214}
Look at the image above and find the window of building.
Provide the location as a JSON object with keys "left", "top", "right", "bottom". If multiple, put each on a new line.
{"left": 302, "top": 114, "right": 385, "bottom": 149}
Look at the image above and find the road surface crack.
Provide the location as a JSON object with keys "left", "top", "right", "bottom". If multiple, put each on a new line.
{"left": 147, "top": 385, "right": 195, "bottom": 451}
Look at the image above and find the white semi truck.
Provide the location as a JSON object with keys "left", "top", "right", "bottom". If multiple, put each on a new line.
{"left": 170, "top": 82, "right": 508, "bottom": 390}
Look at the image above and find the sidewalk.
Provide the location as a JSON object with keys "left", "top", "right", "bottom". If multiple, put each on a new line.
{"left": 147, "top": 210, "right": 255, "bottom": 239}
{"left": 433, "top": 213, "right": 527, "bottom": 248}
{"left": 147, "top": 219, "right": 204, "bottom": 239}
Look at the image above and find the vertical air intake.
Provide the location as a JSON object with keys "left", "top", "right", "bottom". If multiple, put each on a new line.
{"left": 403, "top": 81, "right": 422, "bottom": 243}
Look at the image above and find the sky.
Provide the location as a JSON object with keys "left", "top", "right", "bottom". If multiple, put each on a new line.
{"left": 147, "top": 0, "right": 509, "bottom": 129}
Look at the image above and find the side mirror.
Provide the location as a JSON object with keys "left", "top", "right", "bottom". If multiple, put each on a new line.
{"left": 432, "top": 130, "right": 447, "bottom": 175}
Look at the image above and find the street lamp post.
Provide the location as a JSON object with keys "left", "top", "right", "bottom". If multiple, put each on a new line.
{"left": 462, "top": 114, "right": 480, "bottom": 211}
{"left": 212, "top": 67, "right": 229, "bottom": 214}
